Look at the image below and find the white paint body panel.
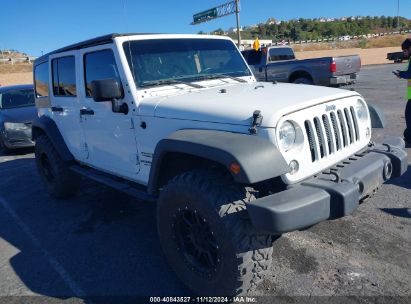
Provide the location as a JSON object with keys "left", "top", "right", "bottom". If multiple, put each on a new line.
{"left": 37, "top": 34, "right": 372, "bottom": 186}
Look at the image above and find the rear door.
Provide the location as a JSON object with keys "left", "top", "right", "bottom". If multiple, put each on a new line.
{"left": 48, "top": 52, "right": 88, "bottom": 160}
{"left": 266, "top": 47, "right": 295, "bottom": 82}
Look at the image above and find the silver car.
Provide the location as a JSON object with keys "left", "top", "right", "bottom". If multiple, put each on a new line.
{"left": 0, "top": 84, "right": 37, "bottom": 153}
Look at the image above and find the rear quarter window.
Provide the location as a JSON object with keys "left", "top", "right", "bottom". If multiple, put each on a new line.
{"left": 34, "top": 62, "right": 50, "bottom": 97}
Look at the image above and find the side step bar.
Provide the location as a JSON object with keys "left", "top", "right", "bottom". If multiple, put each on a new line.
{"left": 71, "top": 165, "right": 157, "bottom": 202}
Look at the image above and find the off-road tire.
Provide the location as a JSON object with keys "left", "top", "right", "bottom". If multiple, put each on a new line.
{"left": 157, "top": 170, "right": 274, "bottom": 296}
{"left": 35, "top": 135, "right": 80, "bottom": 198}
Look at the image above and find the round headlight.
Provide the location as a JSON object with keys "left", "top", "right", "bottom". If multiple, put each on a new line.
{"left": 356, "top": 99, "right": 368, "bottom": 122}
{"left": 279, "top": 121, "right": 296, "bottom": 151}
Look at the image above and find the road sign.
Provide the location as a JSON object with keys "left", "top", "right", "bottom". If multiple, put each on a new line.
{"left": 191, "top": 1, "right": 242, "bottom": 48}
{"left": 193, "top": 8, "right": 218, "bottom": 24}
{"left": 191, "top": 1, "right": 239, "bottom": 25}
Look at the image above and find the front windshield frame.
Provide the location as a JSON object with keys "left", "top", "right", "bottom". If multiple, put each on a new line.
{"left": 122, "top": 38, "right": 252, "bottom": 89}
{"left": 0, "top": 89, "right": 35, "bottom": 109}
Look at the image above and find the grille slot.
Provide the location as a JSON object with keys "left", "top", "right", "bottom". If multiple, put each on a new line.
{"left": 304, "top": 120, "right": 316, "bottom": 162}
{"left": 337, "top": 110, "right": 349, "bottom": 147}
{"left": 344, "top": 108, "right": 355, "bottom": 144}
{"left": 322, "top": 114, "right": 334, "bottom": 154}
{"left": 314, "top": 117, "right": 325, "bottom": 158}
{"left": 303, "top": 107, "right": 360, "bottom": 163}
{"left": 350, "top": 106, "right": 360, "bottom": 141}
{"left": 330, "top": 112, "right": 341, "bottom": 151}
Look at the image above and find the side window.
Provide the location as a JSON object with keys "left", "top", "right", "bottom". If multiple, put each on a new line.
{"left": 52, "top": 56, "right": 77, "bottom": 97}
{"left": 0, "top": 89, "right": 35, "bottom": 109}
{"left": 34, "top": 62, "right": 49, "bottom": 97}
{"left": 84, "top": 50, "right": 119, "bottom": 97}
{"left": 269, "top": 48, "right": 295, "bottom": 61}
{"left": 242, "top": 50, "right": 262, "bottom": 65}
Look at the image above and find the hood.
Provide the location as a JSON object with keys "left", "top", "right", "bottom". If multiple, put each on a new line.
{"left": 139, "top": 82, "right": 359, "bottom": 128}
{"left": 0, "top": 106, "right": 38, "bottom": 123}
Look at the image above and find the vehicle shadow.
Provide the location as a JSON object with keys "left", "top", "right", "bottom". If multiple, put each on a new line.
{"left": 0, "top": 158, "right": 191, "bottom": 301}
{"left": 379, "top": 208, "right": 411, "bottom": 219}
{"left": 0, "top": 147, "right": 34, "bottom": 157}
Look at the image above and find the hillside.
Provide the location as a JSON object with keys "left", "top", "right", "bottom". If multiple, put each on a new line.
{"left": 211, "top": 15, "right": 411, "bottom": 43}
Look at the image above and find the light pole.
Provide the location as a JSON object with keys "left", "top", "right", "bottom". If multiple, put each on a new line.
{"left": 235, "top": 0, "right": 241, "bottom": 47}
{"left": 397, "top": 0, "right": 400, "bottom": 30}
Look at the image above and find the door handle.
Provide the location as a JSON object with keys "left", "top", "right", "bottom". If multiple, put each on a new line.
{"left": 51, "top": 106, "right": 63, "bottom": 112}
{"left": 80, "top": 108, "right": 95, "bottom": 115}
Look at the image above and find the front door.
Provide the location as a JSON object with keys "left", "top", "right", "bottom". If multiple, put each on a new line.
{"left": 78, "top": 47, "right": 140, "bottom": 179}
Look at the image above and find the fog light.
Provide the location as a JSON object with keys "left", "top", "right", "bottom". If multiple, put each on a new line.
{"left": 383, "top": 161, "right": 392, "bottom": 180}
{"left": 289, "top": 160, "right": 299, "bottom": 175}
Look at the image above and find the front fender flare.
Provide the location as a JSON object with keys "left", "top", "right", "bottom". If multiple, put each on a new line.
{"left": 148, "top": 129, "right": 290, "bottom": 194}
{"left": 367, "top": 103, "right": 386, "bottom": 128}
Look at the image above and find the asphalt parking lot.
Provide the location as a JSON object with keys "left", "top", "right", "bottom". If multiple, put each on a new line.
{"left": 0, "top": 64, "right": 410, "bottom": 303}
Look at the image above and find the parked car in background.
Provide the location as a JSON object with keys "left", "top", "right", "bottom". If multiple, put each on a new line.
{"left": 241, "top": 46, "right": 361, "bottom": 87}
{"left": 0, "top": 84, "right": 36, "bottom": 153}
{"left": 387, "top": 51, "right": 405, "bottom": 63}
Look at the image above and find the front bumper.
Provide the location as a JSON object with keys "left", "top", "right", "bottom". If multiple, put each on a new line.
{"left": 246, "top": 139, "right": 408, "bottom": 234}
{"left": 1, "top": 128, "right": 34, "bottom": 149}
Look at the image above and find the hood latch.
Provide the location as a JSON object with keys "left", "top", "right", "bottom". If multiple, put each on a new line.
{"left": 249, "top": 110, "right": 263, "bottom": 135}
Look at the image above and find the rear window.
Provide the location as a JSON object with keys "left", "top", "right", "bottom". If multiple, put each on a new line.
{"left": 52, "top": 56, "right": 77, "bottom": 97}
{"left": 241, "top": 50, "right": 262, "bottom": 65}
{"left": 0, "top": 89, "right": 35, "bottom": 109}
{"left": 34, "top": 62, "right": 49, "bottom": 97}
{"left": 268, "top": 48, "right": 295, "bottom": 61}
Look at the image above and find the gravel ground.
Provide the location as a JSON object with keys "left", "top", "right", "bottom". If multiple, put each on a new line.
{"left": 0, "top": 64, "right": 410, "bottom": 303}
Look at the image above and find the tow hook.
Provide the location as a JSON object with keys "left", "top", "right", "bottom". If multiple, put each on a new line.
{"left": 249, "top": 110, "right": 263, "bottom": 135}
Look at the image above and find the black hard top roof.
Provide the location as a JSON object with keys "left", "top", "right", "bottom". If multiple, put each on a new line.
{"left": 34, "top": 33, "right": 157, "bottom": 65}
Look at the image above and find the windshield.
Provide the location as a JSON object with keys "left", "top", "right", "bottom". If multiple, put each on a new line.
{"left": 0, "top": 89, "right": 35, "bottom": 109}
{"left": 123, "top": 38, "right": 251, "bottom": 88}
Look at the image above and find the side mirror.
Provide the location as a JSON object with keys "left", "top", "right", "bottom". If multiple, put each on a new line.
{"left": 91, "top": 79, "right": 123, "bottom": 102}
{"left": 91, "top": 79, "right": 128, "bottom": 115}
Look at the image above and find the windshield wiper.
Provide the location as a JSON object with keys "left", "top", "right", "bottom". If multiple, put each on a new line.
{"left": 195, "top": 73, "right": 247, "bottom": 83}
{"left": 141, "top": 79, "right": 204, "bottom": 89}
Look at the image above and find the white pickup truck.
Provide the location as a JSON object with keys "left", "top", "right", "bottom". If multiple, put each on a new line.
{"left": 32, "top": 33, "right": 407, "bottom": 296}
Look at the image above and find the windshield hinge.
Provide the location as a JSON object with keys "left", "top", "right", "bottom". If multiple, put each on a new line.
{"left": 249, "top": 110, "right": 263, "bottom": 135}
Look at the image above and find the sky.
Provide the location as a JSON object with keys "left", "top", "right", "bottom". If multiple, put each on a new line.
{"left": 1, "top": 0, "right": 410, "bottom": 56}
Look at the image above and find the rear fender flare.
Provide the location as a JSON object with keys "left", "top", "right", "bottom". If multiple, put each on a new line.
{"left": 32, "top": 116, "right": 74, "bottom": 162}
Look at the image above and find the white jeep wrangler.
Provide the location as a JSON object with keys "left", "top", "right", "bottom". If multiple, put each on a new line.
{"left": 32, "top": 33, "right": 407, "bottom": 296}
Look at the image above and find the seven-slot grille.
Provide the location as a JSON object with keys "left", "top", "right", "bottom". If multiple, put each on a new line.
{"left": 304, "top": 106, "right": 360, "bottom": 162}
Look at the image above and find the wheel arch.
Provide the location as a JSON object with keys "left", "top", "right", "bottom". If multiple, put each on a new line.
{"left": 32, "top": 116, "right": 74, "bottom": 162}
{"left": 147, "top": 129, "right": 290, "bottom": 194}
{"left": 289, "top": 69, "right": 313, "bottom": 83}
